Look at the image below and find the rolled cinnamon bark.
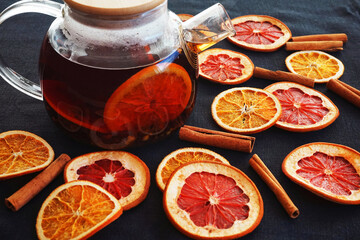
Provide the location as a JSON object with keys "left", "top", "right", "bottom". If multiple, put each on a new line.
{"left": 179, "top": 125, "right": 255, "bottom": 153}
{"left": 5, "top": 154, "right": 71, "bottom": 211}
{"left": 249, "top": 154, "right": 299, "bottom": 218}
{"left": 326, "top": 79, "right": 360, "bottom": 108}
{"left": 253, "top": 67, "right": 315, "bottom": 88}
{"left": 292, "top": 33, "right": 348, "bottom": 43}
{"left": 285, "top": 41, "right": 343, "bottom": 51}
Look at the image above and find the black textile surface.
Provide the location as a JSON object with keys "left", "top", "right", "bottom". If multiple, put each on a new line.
{"left": 0, "top": 0, "right": 360, "bottom": 239}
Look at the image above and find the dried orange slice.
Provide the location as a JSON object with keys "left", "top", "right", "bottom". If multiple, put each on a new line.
{"left": 64, "top": 151, "right": 150, "bottom": 210}
{"left": 198, "top": 48, "right": 254, "bottom": 85}
{"left": 211, "top": 87, "right": 281, "bottom": 134}
{"left": 104, "top": 63, "right": 192, "bottom": 135}
{"left": 228, "top": 15, "right": 292, "bottom": 52}
{"left": 285, "top": 50, "right": 345, "bottom": 83}
{"left": 156, "top": 147, "right": 230, "bottom": 191}
{"left": 282, "top": 142, "right": 360, "bottom": 204}
{"left": 0, "top": 130, "right": 54, "bottom": 180}
{"left": 177, "top": 13, "right": 193, "bottom": 22}
{"left": 264, "top": 82, "right": 339, "bottom": 132}
{"left": 36, "top": 180, "right": 123, "bottom": 240}
{"left": 164, "top": 161, "right": 263, "bottom": 239}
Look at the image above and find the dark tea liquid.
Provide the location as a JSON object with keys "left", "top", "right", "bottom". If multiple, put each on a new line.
{"left": 39, "top": 36, "right": 196, "bottom": 149}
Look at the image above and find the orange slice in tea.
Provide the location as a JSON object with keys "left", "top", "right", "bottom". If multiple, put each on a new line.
{"left": 285, "top": 50, "right": 344, "bottom": 83}
{"left": 228, "top": 15, "right": 292, "bottom": 52}
{"left": 198, "top": 48, "right": 254, "bottom": 85}
{"left": 211, "top": 87, "right": 281, "bottom": 134}
{"left": 43, "top": 80, "right": 109, "bottom": 134}
{"left": 36, "top": 180, "right": 123, "bottom": 240}
{"left": 282, "top": 142, "right": 360, "bottom": 204}
{"left": 104, "top": 63, "right": 192, "bottom": 135}
{"left": 64, "top": 151, "right": 150, "bottom": 210}
{"left": 163, "top": 161, "right": 263, "bottom": 239}
{"left": 156, "top": 147, "right": 230, "bottom": 191}
{"left": 0, "top": 130, "right": 54, "bottom": 180}
{"left": 264, "top": 82, "right": 339, "bottom": 132}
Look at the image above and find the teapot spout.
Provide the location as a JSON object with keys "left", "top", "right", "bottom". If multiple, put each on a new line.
{"left": 181, "top": 3, "right": 235, "bottom": 53}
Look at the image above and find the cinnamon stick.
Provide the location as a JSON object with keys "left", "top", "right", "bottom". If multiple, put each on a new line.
{"left": 5, "top": 154, "right": 71, "bottom": 211}
{"left": 253, "top": 67, "right": 315, "bottom": 88}
{"left": 285, "top": 41, "right": 343, "bottom": 52}
{"left": 292, "top": 33, "right": 348, "bottom": 43}
{"left": 326, "top": 79, "right": 360, "bottom": 108}
{"left": 179, "top": 125, "right": 255, "bottom": 153}
{"left": 249, "top": 154, "right": 299, "bottom": 218}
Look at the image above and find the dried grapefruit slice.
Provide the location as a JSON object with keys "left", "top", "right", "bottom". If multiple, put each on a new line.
{"left": 104, "top": 63, "right": 192, "bottom": 134}
{"left": 285, "top": 50, "right": 344, "bottom": 83}
{"left": 0, "top": 130, "right": 54, "bottom": 180}
{"left": 36, "top": 180, "right": 123, "bottom": 240}
{"left": 211, "top": 87, "right": 281, "bottom": 134}
{"left": 228, "top": 15, "right": 292, "bottom": 52}
{"left": 156, "top": 147, "right": 230, "bottom": 191}
{"left": 264, "top": 82, "right": 339, "bottom": 132}
{"left": 164, "top": 161, "right": 263, "bottom": 239}
{"left": 64, "top": 151, "right": 150, "bottom": 210}
{"left": 198, "top": 48, "right": 254, "bottom": 85}
{"left": 282, "top": 142, "right": 360, "bottom": 204}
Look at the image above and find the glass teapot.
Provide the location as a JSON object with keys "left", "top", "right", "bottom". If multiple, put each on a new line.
{"left": 0, "top": 0, "right": 235, "bottom": 149}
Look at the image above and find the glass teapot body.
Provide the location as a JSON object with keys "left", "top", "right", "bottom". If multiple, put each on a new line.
{"left": 0, "top": 0, "right": 234, "bottom": 149}
{"left": 40, "top": 1, "right": 195, "bottom": 149}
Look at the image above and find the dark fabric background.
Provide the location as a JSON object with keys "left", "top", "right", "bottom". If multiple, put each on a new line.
{"left": 0, "top": 0, "right": 360, "bottom": 239}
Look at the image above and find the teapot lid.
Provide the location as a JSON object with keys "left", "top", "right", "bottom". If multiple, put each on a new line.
{"left": 63, "top": 0, "right": 166, "bottom": 16}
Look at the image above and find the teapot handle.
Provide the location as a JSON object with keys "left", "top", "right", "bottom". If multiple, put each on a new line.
{"left": 0, "top": 0, "right": 62, "bottom": 100}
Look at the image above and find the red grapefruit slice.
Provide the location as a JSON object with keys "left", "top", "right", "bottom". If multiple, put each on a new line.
{"left": 228, "top": 15, "right": 292, "bottom": 52}
{"left": 64, "top": 151, "right": 150, "bottom": 210}
{"left": 164, "top": 161, "right": 263, "bottom": 239}
{"left": 282, "top": 142, "right": 360, "bottom": 204}
{"left": 264, "top": 82, "right": 339, "bottom": 132}
{"left": 198, "top": 48, "right": 254, "bottom": 85}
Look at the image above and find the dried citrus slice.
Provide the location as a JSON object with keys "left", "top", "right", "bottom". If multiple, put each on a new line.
{"left": 164, "top": 161, "right": 263, "bottom": 239}
{"left": 36, "top": 180, "right": 123, "bottom": 240}
{"left": 64, "top": 151, "right": 150, "bottom": 210}
{"left": 0, "top": 130, "right": 54, "bottom": 180}
{"left": 285, "top": 50, "right": 344, "bottom": 83}
{"left": 282, "top": 142, "right": 360, "bottom": 204}
{"left": 211, "top": 87, "right": 281, "bottom": 134}
{"left": 156, "top": 147, "right": 230, "bottom": 191}
{"left": 264, "top": 82, "right": 339, "bottom": 132}
{"left": 198, "top": 48, "right": 254, "bottom": 85}
{"left": 104, "top": 63, "right": 192, "bottom": 135}
{"left": 228, "top": 15, "right": 292, "bottom": 52}
{"left": 177, "top": 13, "right": 193, "bottom": 22}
